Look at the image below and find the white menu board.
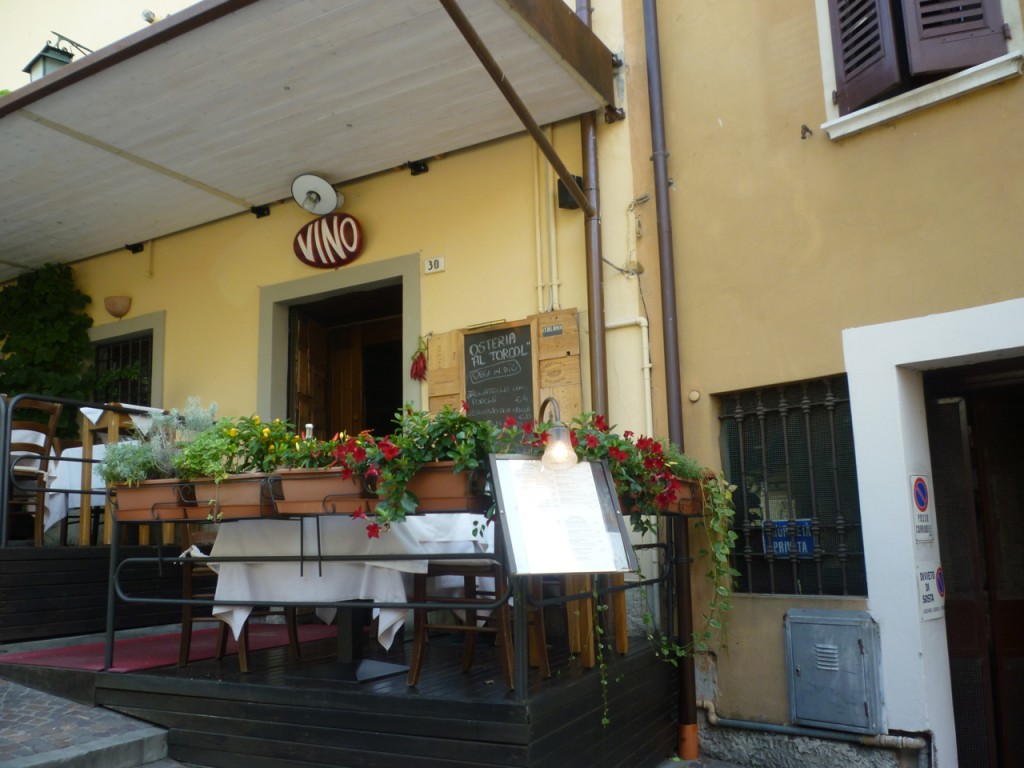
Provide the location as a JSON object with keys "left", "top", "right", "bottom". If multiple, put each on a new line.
{"left": 490, "top": 456, "right": 637, "bottom": 575}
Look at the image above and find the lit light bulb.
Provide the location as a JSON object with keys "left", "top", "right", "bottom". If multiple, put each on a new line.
{"left": 541, "top": 424, "right": 578, "bottom": 471}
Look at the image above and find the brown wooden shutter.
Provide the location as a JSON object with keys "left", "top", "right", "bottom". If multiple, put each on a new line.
{"left": 829, "top": 0, "right": 904, "bottom": 115}
{"left": 901, "top": 0, "right": 1007, "bottom": 75}
{"left": 532, "top": 309, "right": 582, "bottom": 421}
{"left": 426, "top": 330, "right": 463, "bottom": 414}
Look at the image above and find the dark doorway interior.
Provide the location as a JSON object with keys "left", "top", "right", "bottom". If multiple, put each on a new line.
{"left": 288, "top": 283, "right": 403, "bottom": 439}
{"left": 925, "top": 357, "right": 1024, "bottom": 768}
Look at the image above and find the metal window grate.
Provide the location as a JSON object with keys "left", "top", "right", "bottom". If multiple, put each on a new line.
{"left": 94, "top": 333, "right": 153, "bottom": 406}
{"left": 719, "top": 375, "right": 866, "bottom": 596}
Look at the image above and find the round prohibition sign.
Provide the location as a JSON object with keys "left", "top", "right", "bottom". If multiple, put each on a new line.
{"left": 913, "top": 477, "right": 929, "bottom": 512}
{"left": 936, "top": 566, "right": 945, "bottom": 598}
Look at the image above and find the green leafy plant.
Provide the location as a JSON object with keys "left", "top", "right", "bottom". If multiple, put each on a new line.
{"left": 368, "top": 402, "right": 496, "bottom": 533}
{"left": 96, "top": 398, "right": 217, "bottom": 486}
{"left": 174, "top": 414, "right": 297, "bottom": 481}
{"left": 0, "top": 263, "right": 120, "bottom": 437}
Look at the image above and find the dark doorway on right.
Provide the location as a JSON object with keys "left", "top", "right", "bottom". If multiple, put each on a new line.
{"left": 925, "top": 356, "right": 1024, "bottom": 768}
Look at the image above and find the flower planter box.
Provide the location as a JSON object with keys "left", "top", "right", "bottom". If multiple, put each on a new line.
{"left": 671, "top": 478, "right": 704, "bottom": 517}
{"left": 404, "top": 461, "right": 487, "bottom": 513}
{"left": 192, "top": 473, "right": 275, "bottom": 520}
{"left": 112, "top": 479, "right": 195, "bottom": 522}
{"left": 272, "top": 468, "right": 374, "bottom": 516}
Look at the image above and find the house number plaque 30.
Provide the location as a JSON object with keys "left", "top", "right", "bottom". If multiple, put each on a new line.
{"left": 293, "top": 213, "right": 364, "bottom": 269}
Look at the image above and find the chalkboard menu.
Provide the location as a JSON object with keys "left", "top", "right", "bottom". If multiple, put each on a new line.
{"left": 463, "top": 323, "right": 534, "bottom": 425}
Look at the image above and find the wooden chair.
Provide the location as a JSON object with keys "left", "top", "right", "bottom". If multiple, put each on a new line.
{"left": 407, "top": 539, "right": 515, "bottom": 688}
{"left": 7, "top": 399, "right": 62, "bottom": 546}
{"left": 178, "top": 524, "right": 301, "bottom": 673}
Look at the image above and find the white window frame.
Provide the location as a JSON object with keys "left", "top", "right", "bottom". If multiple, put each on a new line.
{"left": 814, "top": 0, "right": 1024, "bottom": 140}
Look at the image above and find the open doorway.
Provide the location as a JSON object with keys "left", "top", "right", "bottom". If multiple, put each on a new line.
{"left": 288, "top": 283, "right": 403, "bottom": 438}
{"left": 925, "top": 357, "right": 1024, "bottom": 768}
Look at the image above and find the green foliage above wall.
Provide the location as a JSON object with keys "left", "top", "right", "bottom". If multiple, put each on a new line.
{"left": 0, "top": 263, "right": 96, "bottom": 422}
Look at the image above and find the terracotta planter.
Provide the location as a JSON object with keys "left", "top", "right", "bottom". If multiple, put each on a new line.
{"left": 672, "top": 479, "right": 704, "bottom": 517}
{"left": 404, "top": 461, "right": 487, "bottom": 513}
{"left": 619, "top": 479, "right": 704, "bottom": 518}
{"left": 192, "top": 473, "right": 275, "bottom": 520}
{"left": 113, "top": 479, "right": 194, "bottom": 522}
{"left": 272, "top": 468, "right": 373, "bottom": 516}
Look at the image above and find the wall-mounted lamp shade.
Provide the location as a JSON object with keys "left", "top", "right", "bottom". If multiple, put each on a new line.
{"left": 538, "top": 396, "right": 578, "bottom": 471}
{"left": 104, "top": 295, "right": 132, "bottom": 319}
{"left": 291, "top": 174, "right": 340, "bottom": 215}
{"left": 541, "top": 423, "right": 578, "bottom": 471}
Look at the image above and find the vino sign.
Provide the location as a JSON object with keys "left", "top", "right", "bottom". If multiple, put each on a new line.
{"left": 293, "top": 213, "right": 363, "bottom": 269}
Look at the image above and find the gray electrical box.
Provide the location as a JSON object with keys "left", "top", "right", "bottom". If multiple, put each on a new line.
{"left": 784, "top": 609, "right": 882, "bottom": 735}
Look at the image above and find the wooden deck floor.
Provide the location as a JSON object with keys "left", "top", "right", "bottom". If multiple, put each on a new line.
{"left": 2, "top": 624, "right": 679, "bottom": 768}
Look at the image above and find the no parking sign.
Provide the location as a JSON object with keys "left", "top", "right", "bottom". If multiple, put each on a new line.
{"left": 911, "top": 475, "right": 934, "bottom": 543}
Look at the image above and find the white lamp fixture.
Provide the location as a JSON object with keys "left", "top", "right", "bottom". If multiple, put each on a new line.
{"left": 291, "top": 174, "right": 341, "bottom": 215}
{"left": 538, "top": 396, "right": 578, "bottom": 471}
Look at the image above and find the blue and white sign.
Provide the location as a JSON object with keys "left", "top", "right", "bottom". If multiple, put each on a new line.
{"left": 763, "top": 519, "right": 814, "bottom": 559}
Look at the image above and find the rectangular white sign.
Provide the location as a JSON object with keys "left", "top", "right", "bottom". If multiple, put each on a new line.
{"left": 916, "top": 560, "right": 945, "bottom": 621}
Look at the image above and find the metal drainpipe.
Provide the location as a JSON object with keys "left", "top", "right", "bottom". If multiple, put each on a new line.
{"left": 576, "top": 1, "right": 609, "bottom": 417}
{"left": 697, "top": 699, "right": 930, "bottom": 756}
{"left": 642, "top": 0, "right": 698, "bottom": 759}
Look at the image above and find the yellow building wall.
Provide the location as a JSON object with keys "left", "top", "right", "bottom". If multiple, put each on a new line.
{"left": 619, "top": 0, "right": 1024, "bottom": 722}
{"left": 72, "top": 128, "right": 643, "bottom": 422}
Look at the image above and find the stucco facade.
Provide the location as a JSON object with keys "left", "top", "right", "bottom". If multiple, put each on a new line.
{"left": 32, "top": 1, "right": 1024, "bottom": 765}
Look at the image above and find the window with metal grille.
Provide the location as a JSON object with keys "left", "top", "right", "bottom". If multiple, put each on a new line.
{"left": 94, "top": 332, "right": 152, "bottom": 406}
{"left": 719, "top": 375, "right": 867, "bottom": 596}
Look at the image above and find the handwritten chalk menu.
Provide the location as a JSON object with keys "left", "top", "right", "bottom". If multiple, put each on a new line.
{"left": 490, "top": 456, "right": 637, "bottom": 575}
{"left": 463, "top": 323, "right": 534, "bottom": 425}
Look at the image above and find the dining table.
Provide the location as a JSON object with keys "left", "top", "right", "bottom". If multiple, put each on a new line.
{"left": 208, "top": 511, "right": 493, "bottom": 677}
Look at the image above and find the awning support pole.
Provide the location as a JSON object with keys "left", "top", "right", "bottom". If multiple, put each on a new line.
{"left": 438, "top": 0, "right": 595, "bottom": 219}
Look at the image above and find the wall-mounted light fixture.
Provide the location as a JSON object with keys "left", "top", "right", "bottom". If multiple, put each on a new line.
{"left": 538, "top": 396, "right": 578, "bottom": 471}
{"left": 291, "top": 174, "right": 340, "bottom": 215}
{"left": 104, "top": 295, "right": 132, "bottom": 320}
{"left": 125, "top": 242, "right": 144, "bottom": 254}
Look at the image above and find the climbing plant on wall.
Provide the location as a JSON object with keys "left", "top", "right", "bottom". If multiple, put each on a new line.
{"left": 0, "top": 263, "right": 98, "bottom": 434}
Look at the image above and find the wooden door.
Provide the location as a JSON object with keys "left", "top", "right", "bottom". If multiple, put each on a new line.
{"left": 290, "top": 311, "right": 329, "bottom": 436}
{"left": 928, "top": 389, "right": 1024, "bottom": 768}
{"left": 971, "top": 390, "right": 1024, "bottom": 765}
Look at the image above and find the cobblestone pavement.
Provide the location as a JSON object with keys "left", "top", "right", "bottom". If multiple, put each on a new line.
{"left": 0, "top": 676, "right": 176, "bottom": 766}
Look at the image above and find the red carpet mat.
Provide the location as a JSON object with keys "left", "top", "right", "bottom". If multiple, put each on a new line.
{"left": 0, "top": 623, "right": 337, "bottom": 672}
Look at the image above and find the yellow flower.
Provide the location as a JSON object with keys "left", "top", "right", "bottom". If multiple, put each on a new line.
{"left": 228, "top": 427, "right": 238, "bottom": 438}
{"left": 269, "top": 444, "right": 275, "bottom": 452}
{"left": 253, "top": 415, "right": 261, "bottom": 425}
{"left": 262, "top": 427, "right": 270, "bottom": 438}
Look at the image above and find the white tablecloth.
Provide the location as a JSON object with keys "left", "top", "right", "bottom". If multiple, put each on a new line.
{"left": 44, "top": 443, "right": 108, "bottom": 530}
{"left": 210, "top": 513, "right": 489, "bottom": 650}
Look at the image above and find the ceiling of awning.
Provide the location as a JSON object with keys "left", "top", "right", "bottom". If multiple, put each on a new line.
{"left": 0, "top": 0, "right": 615, "bottom": 283}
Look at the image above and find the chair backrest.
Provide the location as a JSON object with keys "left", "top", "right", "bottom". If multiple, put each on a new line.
{"left": 9, "top": 399, "right": 62, "bottom": 477}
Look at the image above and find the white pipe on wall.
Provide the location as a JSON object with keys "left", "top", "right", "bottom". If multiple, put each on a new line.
{"left": 605, "top": 315, "right": 653, "bottom": 437}
{"left": 533, "top": 128, "right": 561, "bottom": 313}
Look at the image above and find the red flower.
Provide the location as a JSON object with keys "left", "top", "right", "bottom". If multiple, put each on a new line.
{"left": 623, "top": 430, "right": 634, "bottom": 439}
{"left": 608, "top": 445, "right": 629, "bottom": 462}
{"left": 504, "top": 415, "right": 517, "bottom": 429}
{"left": 352, "top": 506, "right": 367, "bottom": 520}
{"left": 594, "top": 414, "right": 609, "bottom": 432}
{"left": 364, "top": 465, "right": 380, "bottom": 480}
{"left": 461, "top": 399, "right": 470, "bottom": 415}
{"left": 585, "top": 433, "right": 600, "bottom": 449}
{"left": 378, "top": 438, "right": 400, "bottom": 460}
{"left": 366, "top": 522, "right": 381, "bottom": 539}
